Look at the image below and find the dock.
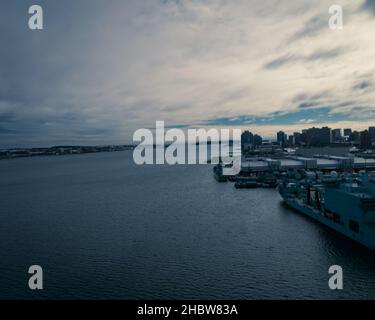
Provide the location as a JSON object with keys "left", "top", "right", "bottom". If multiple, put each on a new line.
{"left": 240, "top": 155, "right": 375, "bottom": 173}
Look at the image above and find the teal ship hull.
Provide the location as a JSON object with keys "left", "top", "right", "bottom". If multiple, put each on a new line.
{"left": 279, "top": 172, "right": 375, "bottom": 251}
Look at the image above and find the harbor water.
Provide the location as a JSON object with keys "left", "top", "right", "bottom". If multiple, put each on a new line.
{"left": 1, "top": 150, "right": 375, "bottom": 299}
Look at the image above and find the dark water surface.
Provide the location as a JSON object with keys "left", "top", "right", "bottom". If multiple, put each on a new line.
{"left": 1, "top": 151, "right": 375, "bottom": 299}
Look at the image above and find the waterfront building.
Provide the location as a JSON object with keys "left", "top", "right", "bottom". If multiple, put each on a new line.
{"left": 344, "top": 128, "right": 352, "bottom": 137}
{"left": 288, "top": 135, "right": 295, "bottom": 147}
{"left": 349, "top": 131, "right": 360, "bottom": 143}
{"left": 293, "top": 132, "right": 302, "bottom": 146}
{"left": 241, "top": 130, "right": 254, "bottom": 152}
{"left": 369, "top": 127, "right": 375, "bottom": 142}
{"left": 241, "top": 131, "right": 253, "bottom": 144}
{"left": 253, "top": 134, "right": 263, "bottom": 146}
{"left": 304, "top": 127, "right": 331, "bottom": 146}
{"left": 332, "top": 129, "right": 342, "bottom": 142}
{"left": 277, "top": 131, "right": 287, "bottom": 148}
{"left": 361, "top": 130, "right": 372, "bottom": 149}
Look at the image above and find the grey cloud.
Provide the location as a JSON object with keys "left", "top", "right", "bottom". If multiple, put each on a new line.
{"left": 72, "top": 128, "right": 111, "bottom": 136}
{"left": 263, "top": 54, "right": 299, "bottom": 69}
{"left": 288, "top": 15, "right": 327, "bottom": 42}
{"left": 0, "top": 127, "right": 16, "bottom": 134}
{"left": 164, "top": 124, "right": 190, "bottom": 129}
{"left": 336, "top": 105, "right": 374, "bottom": 115}
{"left": 293, "top": 91, "right": 330, "bottom": 104}
{"left": 0, "top": 0, "right": 374, "bottom": 147}
{"left": 306, "top": 48, "right": 343, "bottom": 61}
{"left": 298, "top": 102, "right": 319, "bottom": 109}
{"left": 0, "top": 111, "right": 17, "bottom": 123}
{"left": 334, "top": 101, "right": 356, "bottom": 108}
{"left": 362, "top": 0, "right": 375, "bottom": 13}
{"left": 353, "top": 81, "right": 371, "bottom": 90}
{"left": 292, "top": 93, "right": 309, "bottom": 103}
{"left": 264, "top": 48, "right": 343, "bottom": 70}
{"left": 161, "top": 105, "right": 188, "bottom": 112}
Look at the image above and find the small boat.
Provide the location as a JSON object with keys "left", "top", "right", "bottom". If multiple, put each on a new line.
{"left": 213, "top": 164, "right": 228, "bottom": 182}
{"left": 235, "top": 181, "right": 260, "bottom": 189}
{"left": 234, "top": 176, "right": 260, "bottom": 189}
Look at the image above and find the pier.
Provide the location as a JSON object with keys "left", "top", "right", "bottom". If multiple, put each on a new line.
{"left": 240, "top": 155, "right": 375, "bottom": 173}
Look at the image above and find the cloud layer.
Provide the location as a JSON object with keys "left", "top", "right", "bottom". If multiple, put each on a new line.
{"left": 1, "top": 0, "right": 375, "bottom": 147}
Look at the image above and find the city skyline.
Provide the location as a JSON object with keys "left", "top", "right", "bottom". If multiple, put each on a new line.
{"left": 1, "top": 124, "right": 375, "bottom": 159}
{"left": 1, "top": 0, "right": 375, "bottom": 148}
{"left": 242, "top": 125, "right": 375, "bottom": 146}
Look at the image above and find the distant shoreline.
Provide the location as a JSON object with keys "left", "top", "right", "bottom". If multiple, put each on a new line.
{"left": 1, "top": 142, "right": 372, "bottom": 161}
{"left": 0, "top": 145, "right": 135, "bottom": 160}
{"left": 0, "top": 142, "right": 231, "bottom": 160}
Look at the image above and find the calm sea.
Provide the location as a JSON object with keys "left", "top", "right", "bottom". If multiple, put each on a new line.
{"left": 1, "top": 150, "right": 375, "bottom": 299}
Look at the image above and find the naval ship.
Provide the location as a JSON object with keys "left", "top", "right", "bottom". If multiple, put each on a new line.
{"left": 278, "top": 170, "right": 375, "bottom": 251}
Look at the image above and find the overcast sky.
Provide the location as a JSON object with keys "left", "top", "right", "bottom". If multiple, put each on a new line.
{"left": 1, "top": 0, "right": 375, "bottom": 147}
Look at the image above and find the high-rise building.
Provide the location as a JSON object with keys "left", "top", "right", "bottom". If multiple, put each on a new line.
{"left": 293, "top": 132, "right": 302, "bottom": 145}
{"left": 321, "top": 127, "right": 332, "bottom": 145}
{"left": 349, "top": 131, "right": 360, "bottom": 142}
{"left": 331, "top": 129, "right": 342, "bottom": 142}
{"left": 253, "top": 134, "right": 263, "bottom": 146}
{"left": 241, "top": 130, "right": 254, "bottom": 152}
{"left": 241, "top": 130, "right": 253, "bottom": 145}
{"left": 305, "top": 127, "right": 331, "bottom": 146}
{"left": 344, "top": 128, "right": 352, "bottom": 137}
{"left": 360, "top": 130, "right": 372, "bottom": 149}
{"left": 277, "top": 131, "right": 287, "bottom": 147}
{"left": 369, "top": 127, "right": 375, "bottom": 142}
{"left": 288, "top": 135, "right": 295, "bottom": 147}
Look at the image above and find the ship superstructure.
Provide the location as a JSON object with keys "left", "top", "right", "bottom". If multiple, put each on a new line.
{"left": 279, "top": 170, "right": 375, "bottom": 251}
